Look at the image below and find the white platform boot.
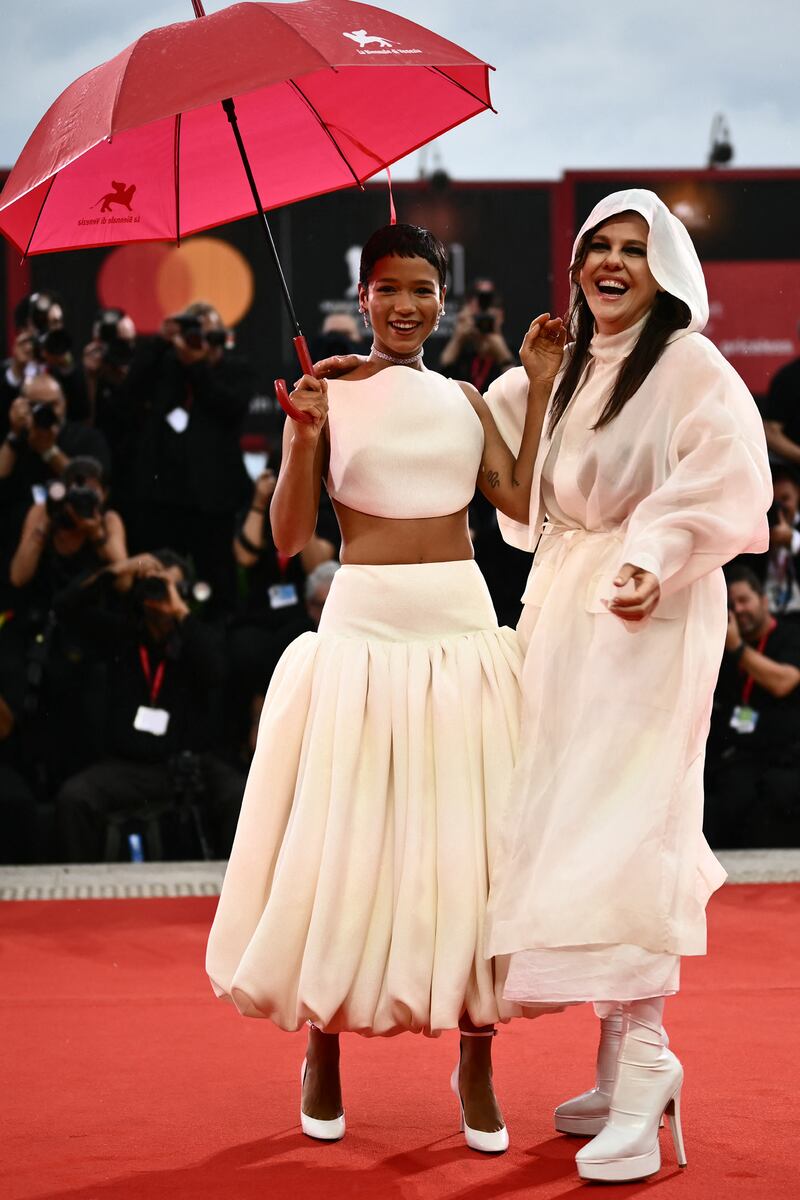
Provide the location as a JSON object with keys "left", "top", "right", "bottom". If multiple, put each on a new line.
{"left": 554, "top": 1012, "right": 623, "bottom": 1135}
{"left": 575, "top": 999, "right": 686, "bottom": 1183}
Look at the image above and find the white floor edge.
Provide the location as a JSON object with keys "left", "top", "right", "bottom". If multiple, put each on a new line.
{"left": 0, "top": 850, "right": 799, "bottom": 900}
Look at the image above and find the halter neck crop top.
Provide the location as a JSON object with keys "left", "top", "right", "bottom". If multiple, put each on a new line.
{"left": 325, "top": 368, "right": 484, "bottom": 519}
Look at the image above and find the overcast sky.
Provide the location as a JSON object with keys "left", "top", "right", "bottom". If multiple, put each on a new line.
{"left": 1, "top": 0, "right": 798, "bottom": 180}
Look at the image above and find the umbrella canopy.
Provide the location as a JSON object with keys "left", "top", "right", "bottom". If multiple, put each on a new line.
{"left": 0, "top": 0, "right": 494, "bottom": 257}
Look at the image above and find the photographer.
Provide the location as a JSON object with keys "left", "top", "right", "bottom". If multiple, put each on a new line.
{"left": 2, "top": 291, "right": 87, "bottom": 426}
{"left": 130, "top": 301, "right": 254, "bottom": 614}
{"left": 9, "top": 457, "right": 127, "bottom": 610}
{"left": 78, "top": 308, "right": 139, "bottom": 523}
{"left": 438, "top": 278, "right": 516, "bottom": 392}
{"left": 55, "top": 549, "right": 245, "bottom": 862}
{"left": 0, "top": 375, "right": 111, "bottom": 604}
{"left": 228, "top": 469, "right": 338, "bottom": 752}
{"left": 757, "top": 466, "right": 800, "bottom": 621}
{"left": 705, "top": 566, "right": 800, "bottom": 848}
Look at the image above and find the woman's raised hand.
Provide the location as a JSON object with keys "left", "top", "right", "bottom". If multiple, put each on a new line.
{"left": 520, "top": 313, "right": 567, "bottom": 384}
{"left": 288, "top": 374, "right": 328, "bottom": 440}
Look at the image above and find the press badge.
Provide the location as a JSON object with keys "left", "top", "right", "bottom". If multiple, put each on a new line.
{"left": 134, "top": 705, "right": 171, "bottom": 736}
{"left": 730, "top": 705, "right": 759, "bottom": 735}
{"left": 268, "top": 583, "right": 299, "bottom": 609}
{"left": 165, "top": 407, "right": 189, "bottom": 434}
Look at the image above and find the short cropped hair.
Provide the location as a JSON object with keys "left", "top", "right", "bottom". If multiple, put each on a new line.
{"left": 359, "top": 224, "right": 447, "bottom": 289}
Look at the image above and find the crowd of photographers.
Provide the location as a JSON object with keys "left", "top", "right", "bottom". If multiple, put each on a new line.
{"left": 0, "top": 288, "right": 346, "bottom": 865}
{"left": 2, "top": 282, "right": 797, "bottom": 863}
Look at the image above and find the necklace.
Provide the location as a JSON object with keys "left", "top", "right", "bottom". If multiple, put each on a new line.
{"left": 369, "top": 342, "right": 424, "bottom": 366}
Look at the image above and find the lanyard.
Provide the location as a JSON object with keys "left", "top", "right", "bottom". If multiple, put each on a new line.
{"left": 276, "top": 551, "right": 290, "bottom": 579}
{"left": 470, "top": 356, "right": 494, "bottom": 394}
{"left": 740, "top": 618, "right": 776, "bottom": 706}
{"left": 139, "top": 646, "right": 166, "bottom": 706}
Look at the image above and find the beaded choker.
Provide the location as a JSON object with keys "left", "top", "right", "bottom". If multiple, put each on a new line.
{"left": 369, "top": 342, "right": 424, "bottom": 367}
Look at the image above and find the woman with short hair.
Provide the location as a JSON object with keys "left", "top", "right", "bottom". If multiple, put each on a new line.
{"left": 207, "top": 223, "right": 564, "bottom": 1152}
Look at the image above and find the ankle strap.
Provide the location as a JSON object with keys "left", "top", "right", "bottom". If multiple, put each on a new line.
{"left": 459, "top": 1029, "right": 497, "bottom": 1037}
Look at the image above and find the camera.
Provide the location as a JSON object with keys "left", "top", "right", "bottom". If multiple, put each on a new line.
{"left": 31, "top": 402, "right": 60, "bottom": 431}
{"left": 174, "top": 313, "right": 227, "bottom": 351}
{"left": 473, "top": 287, "right": 497, "bottom": 335}
{"left": 35, "top": 327, "right": 73, "bottom": 361}
{"left": 97, "top": 309, "right": 135, "bottom": 368}
{"left": 45, "top": 479, "right": 100, "bottom": 529}
{"left": 26, "top": 292, "right": 54, "bottom": 335}
{"left": 133, "top": 574, "right": 192, "bottom": 605}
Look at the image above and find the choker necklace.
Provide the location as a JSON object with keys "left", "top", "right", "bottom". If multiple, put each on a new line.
{"left": 369, "top": 343, "right": 424, "bottom": 366}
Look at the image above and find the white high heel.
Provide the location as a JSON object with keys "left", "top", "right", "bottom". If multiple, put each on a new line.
{"left": 575, "top": 1004, "right": 686, "bottom": 1183}
{"left": 450, "top": 1030, "right": 509, "bottom": 1154}
{"left": 300, "top": 1058, "right": 345, "bottom": 1141}
{"left": 554, "top": 1013, "right": 623, "bottom": 1135}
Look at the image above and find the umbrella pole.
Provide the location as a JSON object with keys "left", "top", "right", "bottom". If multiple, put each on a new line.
{"left": 189, "top": 3, "right": 312, "bottom": 421}
{"left": 221, "top": 98, "right": 315, "bottom": 400}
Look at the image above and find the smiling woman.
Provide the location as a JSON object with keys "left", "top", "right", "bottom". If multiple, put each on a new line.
{"left": 484, "top": 188, "right": 772, "bottom": 1183}
{"left": 206, "top": 222, "right": 566, "bottom": 1156}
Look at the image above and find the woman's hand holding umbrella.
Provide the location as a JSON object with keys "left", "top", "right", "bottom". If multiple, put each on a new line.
{"left": 287, "top": 375, "right": 329, "bottom": 442}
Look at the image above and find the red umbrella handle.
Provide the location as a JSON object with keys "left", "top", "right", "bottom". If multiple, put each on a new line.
{"left": 275, "top": 335, "right": 315, "bottom": 425}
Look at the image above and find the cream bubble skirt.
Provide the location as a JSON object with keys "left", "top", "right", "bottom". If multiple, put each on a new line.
{"left": 206, "top": 560, "right": 542, "bottom": 1037}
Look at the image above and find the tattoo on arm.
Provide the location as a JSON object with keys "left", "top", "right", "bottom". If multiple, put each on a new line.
{"left": 487, "top": 469, "right": 500, "bottom": 489}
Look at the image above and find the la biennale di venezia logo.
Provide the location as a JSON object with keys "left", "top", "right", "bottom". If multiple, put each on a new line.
{"left": 342, "top": 29, "right": 422, "bottom": 55}
{"left": 78, "top": 180, "right": 142, "bottom": 229}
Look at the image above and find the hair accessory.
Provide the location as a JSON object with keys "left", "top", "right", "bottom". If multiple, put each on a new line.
{"left": 369, "top": 343, "right": 423, "bottom": 366}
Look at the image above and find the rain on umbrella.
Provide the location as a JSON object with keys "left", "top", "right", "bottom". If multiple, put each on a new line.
{"left": 0, "top": 0, "right": 495, "bottom": 417}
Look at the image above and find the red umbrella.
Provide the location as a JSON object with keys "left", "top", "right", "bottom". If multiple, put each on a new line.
{"left": 0, "top": 1, "right": 494, "bottom": 414}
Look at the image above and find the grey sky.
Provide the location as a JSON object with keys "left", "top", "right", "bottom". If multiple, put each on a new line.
{"left": 1, "top": 1, "right": 798, "bottom": 180}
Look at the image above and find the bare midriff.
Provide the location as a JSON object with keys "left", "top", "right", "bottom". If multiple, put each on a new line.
{"left": 332, "top": 500, "right": 473, "bottom": 565}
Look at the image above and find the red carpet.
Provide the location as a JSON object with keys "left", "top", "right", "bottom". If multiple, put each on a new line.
{"left": 3, "top": 884, "right": 799, "bottom": 1200}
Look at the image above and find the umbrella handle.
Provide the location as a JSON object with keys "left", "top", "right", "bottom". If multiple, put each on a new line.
{"left": 274, "top": 336, "right": 316, "bottom": 425}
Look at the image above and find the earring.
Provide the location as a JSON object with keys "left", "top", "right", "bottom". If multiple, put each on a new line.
{"left": 434, "top": 307, "right": 444, "bottom": 332}
{"left": 360, "top": 308, "right": 371, "bottom": 329}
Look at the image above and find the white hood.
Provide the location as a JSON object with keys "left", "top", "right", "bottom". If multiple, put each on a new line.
{"left": 571, "top": 188, "right": 709, "bottom": 335}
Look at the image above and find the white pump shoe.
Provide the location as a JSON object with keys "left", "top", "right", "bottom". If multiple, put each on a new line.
{"left": 300, "top": 1059, "right": 346, "bottom": 1141}
{"left": 450, "top": 1030, "right": 509, "bottom": 1154}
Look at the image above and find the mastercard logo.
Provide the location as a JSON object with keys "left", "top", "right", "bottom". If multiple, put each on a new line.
{"left": 97, "top": 237, "right": 254, "bottom": 331}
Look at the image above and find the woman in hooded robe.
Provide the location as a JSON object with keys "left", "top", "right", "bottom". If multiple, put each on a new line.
{"left": 483, "top": 189, "right": 771, "bottom": 1182}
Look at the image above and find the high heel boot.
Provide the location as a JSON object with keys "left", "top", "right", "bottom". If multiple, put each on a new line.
{"left": 554, "top": 1012, "right": 623, "bottom": 1135}
{"left": 575, "top": 999, "right": 686, "bottom": 1183}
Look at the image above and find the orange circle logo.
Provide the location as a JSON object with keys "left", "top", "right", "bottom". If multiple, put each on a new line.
{"left": 97, "top": 237, "right": 254, "bottom": 331}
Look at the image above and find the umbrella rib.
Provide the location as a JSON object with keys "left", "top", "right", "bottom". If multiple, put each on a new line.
{"left": 288, "top": 81, "right": 364, "bottom": 190}
{"left": 23, "top": 175, "right": 56, "bottom": 258}
{"left": 173, "top": 113, "right": 182, "bottom": 246}
{"left": 424, "top": 66, "right": 497, "bottom": 114}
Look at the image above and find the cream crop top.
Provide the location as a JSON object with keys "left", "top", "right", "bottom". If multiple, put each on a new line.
{"left": 325, "top": 367, "right": 484, "bottom": 519}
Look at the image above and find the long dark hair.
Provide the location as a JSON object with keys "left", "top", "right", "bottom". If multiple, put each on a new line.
{"left": 547, "top": 222, "right": 691, "bottom": 437}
